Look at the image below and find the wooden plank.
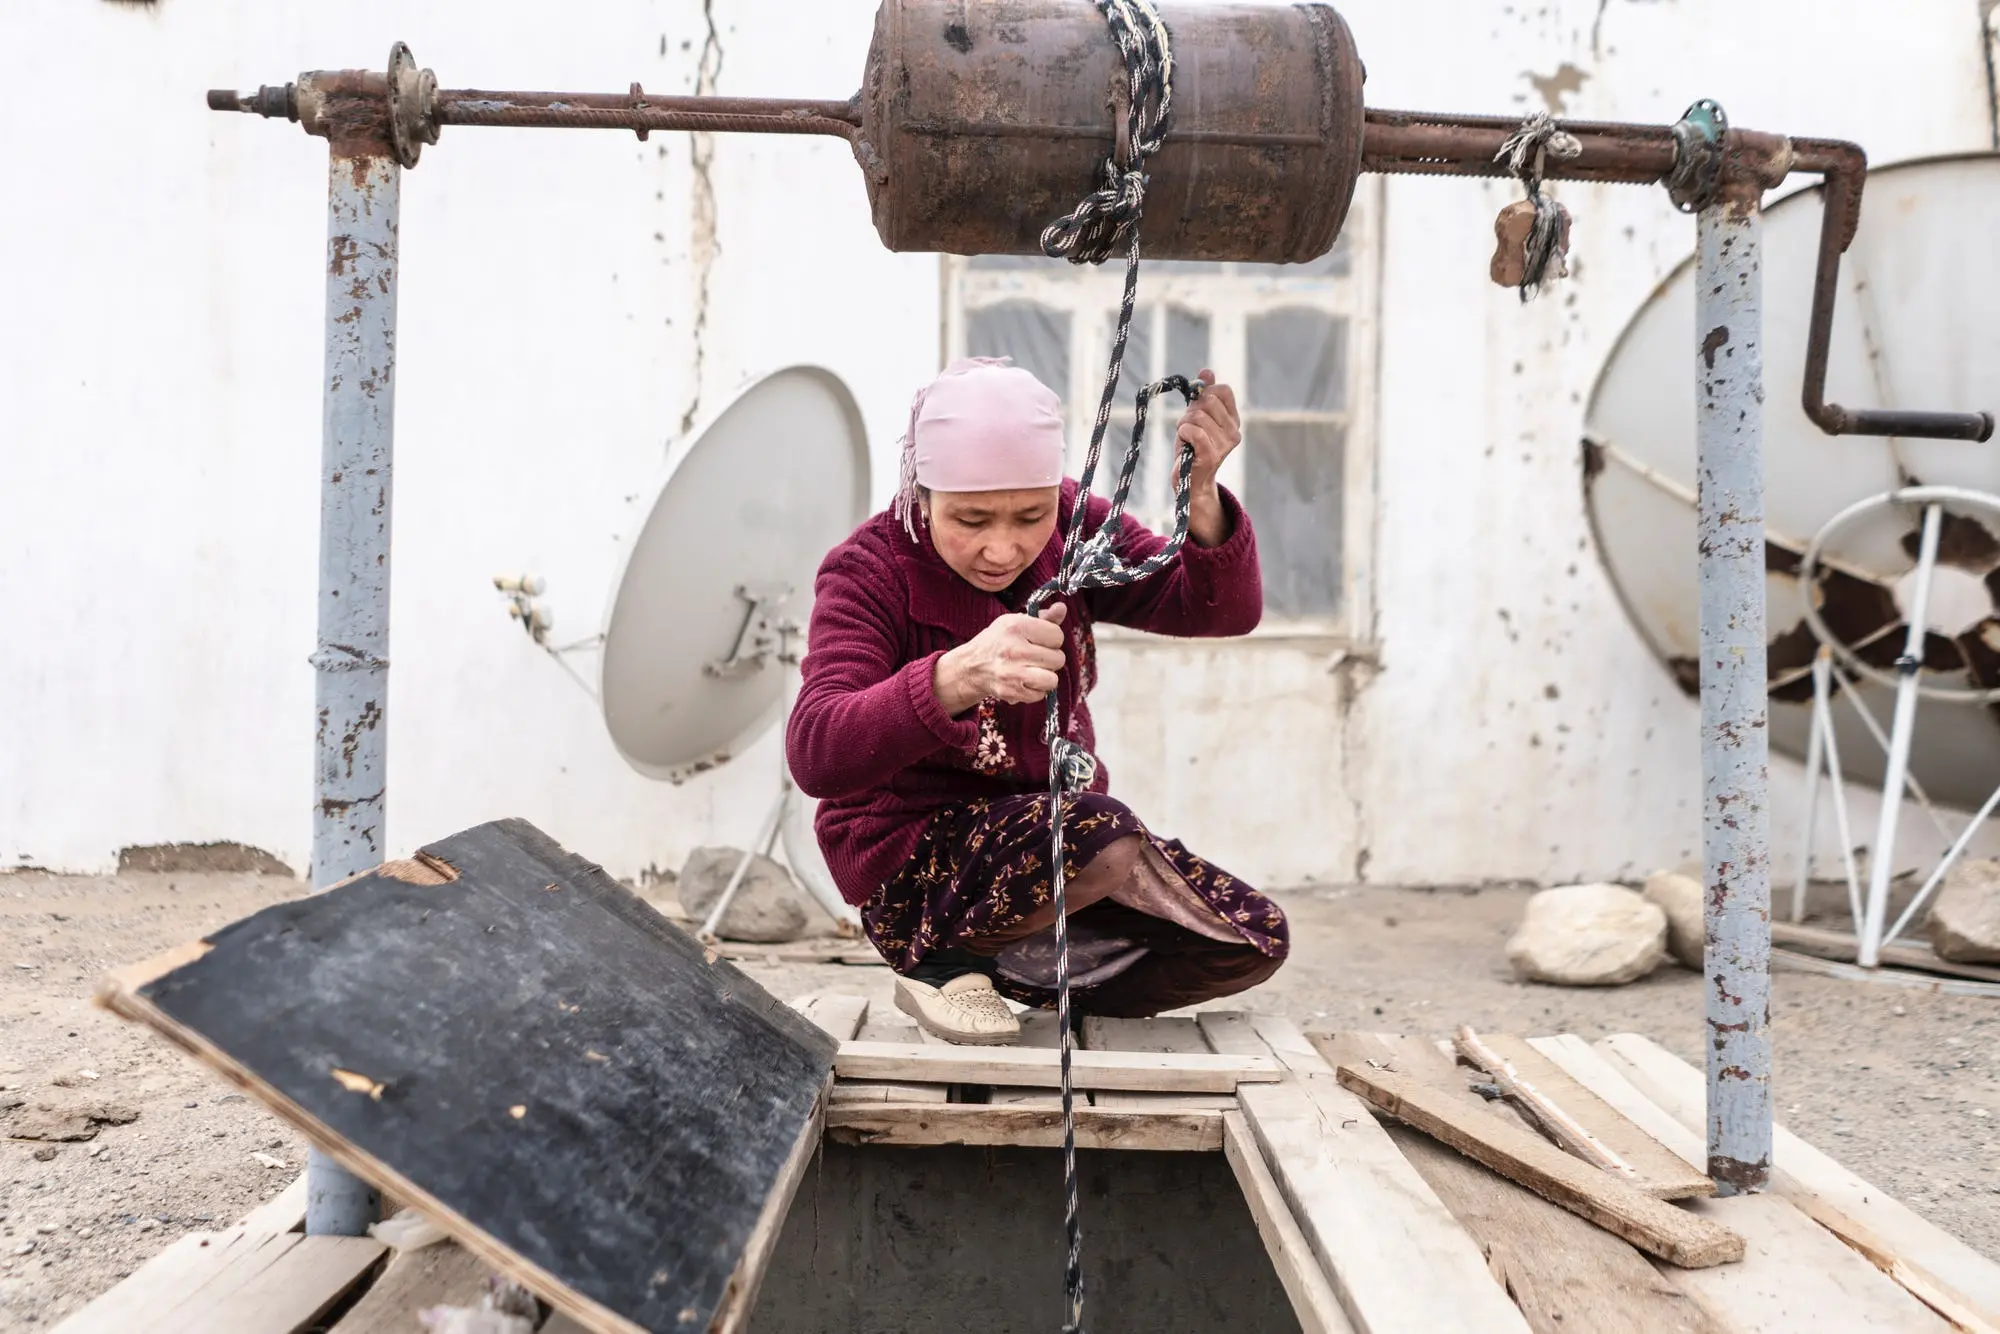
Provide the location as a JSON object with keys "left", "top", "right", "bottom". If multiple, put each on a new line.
{"left": 196, "top": 1235, "right": 387, "bottom": 1333}
{"left": 1081, "top": 1015, "right": 1207, "bottom": 1050}
{"left": 1771, "top": 921, "right": 2000, "bottom": 985}
{"left": 1447, "top": 1031, "right": 1715, "bottom": 1200}
{"left": 1316, "top": 1033, "right": 1724, "bottom": 1334}
{"left": 52, "top": 1228, "right": 253, "bottom": 1334}
{"left": 1772, "top": 949, "right": 2000, "bottom": 998}
{"left": 241, "top": 1172, "right": 309, "bottom": 1234}
{"left": 1532, "top": 1035, "right": 1957, "bottom": 1333}
{"left": 1197, "top": 1012, "right": 1531, "bottom": 1334}
{"left": 832, "top": 1040, "right": 1278, "bottom": 1092}
{"left": 1085, "top": 1016, "right": 1237, "bottom": 1112}
{"left": 1333, "top": 1061, "right": 1742, "bottom": 1267}
{"left": 839, "top": 1006, "right": 949, "bottom": 1104}
{"left": 58, "top": 1227, "right": 385, "bottom": 1334}
{"left": 991, "top": 1009, "right": 1066, "bottom": 1107}
{"left": 1221, "top": 1111, "right": 1357, "bottom": 1334}
{"left": 94, "top": 818, "right": 839, "bottom": 1334}
{"left": 828, "top": 1080, "right": 949, "bottom": 1104}
{"left": 329, "top": 1240, "right": 495, "bottom": 1332}
{"left": 1595, "top": 1033, "right": 2000, "bottom": 1331}
{"left": 712, "top": 1091, "right": 827, "bottom": 1334}
{"left": 825, "top": 1100, "right": 1223, "bottom": 1151}
{"left": 788, "top": 992, "right": 870, "bottom": 1042}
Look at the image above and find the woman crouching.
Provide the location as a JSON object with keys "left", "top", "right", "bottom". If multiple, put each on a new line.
{"left": 784, "top": 357, "right": 1288, "bottom": 1044}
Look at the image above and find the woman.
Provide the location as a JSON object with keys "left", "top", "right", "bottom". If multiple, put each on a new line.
{"left": 785, "top": 357, "right": 1287, "bottom": 1044}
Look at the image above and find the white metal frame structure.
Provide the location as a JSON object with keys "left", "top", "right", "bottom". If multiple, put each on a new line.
{"left": 1791, "top": 485, "right": 2000, "bottom": 965}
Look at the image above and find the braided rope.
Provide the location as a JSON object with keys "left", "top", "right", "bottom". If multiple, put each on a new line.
{"left": 1494, "top": 110, "right": 1580, "bottom": 302}
{"left": 1038, "top": 0, "right": 1178, "bottom": 266}
{"left": 1026, "top": 5, "right": 1191, "bottom": 1330}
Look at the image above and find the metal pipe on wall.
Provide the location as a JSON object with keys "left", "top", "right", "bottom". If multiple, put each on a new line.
{"left": 1694, "top": 176, "right": 1774, "bottom": 1196}
{"left": 302, "top": 145, "right": 400, "bottom": 1237}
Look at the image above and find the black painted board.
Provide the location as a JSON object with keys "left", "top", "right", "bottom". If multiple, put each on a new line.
{"left": 131, "top": 818, "right": 836, "bottom": 1333}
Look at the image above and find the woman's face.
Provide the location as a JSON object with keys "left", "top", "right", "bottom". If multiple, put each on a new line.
{"left": 926, "top": 486, "right": 1061, "bottom": 593}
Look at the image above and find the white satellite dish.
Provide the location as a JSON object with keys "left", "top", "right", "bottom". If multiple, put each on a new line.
{"left": 600, "top": 363, "right": 871, "bottom": 926}
{"left": 1585, "top": 153, "right": 2000, "bottom": 812}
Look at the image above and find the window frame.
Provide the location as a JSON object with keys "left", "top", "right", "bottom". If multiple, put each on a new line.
{"left": 940, "top": 177, "right": 1382, "bottom": 643}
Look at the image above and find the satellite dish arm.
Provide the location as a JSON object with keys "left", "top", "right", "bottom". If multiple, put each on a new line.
{"left": 1791, "top": 138, "right": 1995, "bottom": 443}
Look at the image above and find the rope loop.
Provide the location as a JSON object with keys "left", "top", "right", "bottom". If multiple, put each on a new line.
{"left": 1038, "top": 0, "right": 1178, "bottom": 266}
{"left": 1494, "top": 110, "right": 1581, "bottom": 303}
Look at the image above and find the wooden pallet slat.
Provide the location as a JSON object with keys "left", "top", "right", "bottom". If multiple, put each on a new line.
{"left": 1531, "top": 1035, "right": 1956, "bottom": 1334}
{"left": 1332, "top": 1062, "right": 1743, "bottom": 1267}
{"left": 241, "top": 1173, "right": 310, "bottom": 1235}
{"left": 329, "top": 1238, "right": 495, "bottom": 1333}
{"left": 1593, "top": 1033, "right": 2000, "bottom": 1333}
{"left": 1315, "top": 1033, "right": 1725, "bottom": 1334}
{"left": 1086, "top": 1016, "right": 1237, "bottom": 1112}
{"left": 991, "top": 1009, "right": 1069, "bottom": 1107}
{"left": 1221, "top": 1110, "right": 1357, "bottom": 1334}
{"left": 832, "top": 1040, "right": 1278, "bottom": 1092}
{"left": 825, "top": 1101, "right": 1223, "bottom": 1151}
{"left": 1445, "top": 1031, "right": 1715, "bottom": 1200}
{"left": 1198, "top": 1012, "right": 1533, "bottom": 1334}
{"left": 198, "top": 1234, "right": 387, "bottom": 1334}
{"left": 788, "top": 993, "right": 870, "bottom": 1042}
{"left": 52, "top": 1228, "right": 254, "bottom": 1334}
{"left": 838, "top": 1004, "right": 950, "bottom": 1104}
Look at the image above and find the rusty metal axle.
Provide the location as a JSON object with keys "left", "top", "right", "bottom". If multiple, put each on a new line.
{"left": 209, "top": 27, "right": 1990, "bottom": 445}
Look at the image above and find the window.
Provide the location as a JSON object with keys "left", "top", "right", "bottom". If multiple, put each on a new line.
{"left": 947, "top": 197, "right": 1375, "bottom": 630}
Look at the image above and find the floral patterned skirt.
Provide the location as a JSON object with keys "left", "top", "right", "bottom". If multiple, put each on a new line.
{"left": 861, "top": 791, "right": 1289, "bottom": 1011}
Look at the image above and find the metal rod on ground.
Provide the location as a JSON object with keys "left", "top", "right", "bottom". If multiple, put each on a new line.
{"left": 1792, "top": 647, "right": 1829, "bottom": 923}
{"left": 303, "top": 141, "right": 399, "bottom": 1237}
{"left": 1813, "top": 652, "right": 1868, "bottom": 930}
{"left": 1694, "top": 152, "right": 1774, "bottom": 1195}
{"left": 699, "top": 793, "right": 787, "bottom": 942}
{"left": 1884, "top": 776, "right": 2000, "bottom": 947}
{"left": 1859, "top": 502, "right": 1944, "bottom": 966}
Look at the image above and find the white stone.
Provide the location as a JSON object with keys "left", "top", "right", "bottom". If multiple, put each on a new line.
{"left": 677, "top": 847, "right": 810, "bottom": 944}
{"left": 1643, "top": 870, "right": 1704, "bottom": 970}
{"left": 1929, "top": 859, "right": 2000, "bottom": 963}
{"left": 1507, "top": 883, "right": 1667, "bottom": 987}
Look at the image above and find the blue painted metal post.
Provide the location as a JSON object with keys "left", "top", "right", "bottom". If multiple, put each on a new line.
{"left": 304, "top": 145, "right": 400, "bottom": 1236}
{"left": 1695, "top": 175, "right": 1774, "bottom": 1195}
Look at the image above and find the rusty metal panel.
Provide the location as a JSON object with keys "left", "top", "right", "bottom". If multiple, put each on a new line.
{"left": 854, "top": 0, "right": 1366, "bottom": 262}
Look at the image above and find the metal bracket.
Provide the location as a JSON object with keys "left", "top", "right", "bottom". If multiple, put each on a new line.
{"left": 1665, "top": 98, "right": 1727, "bottom": 212}
{"left": 705, "top": 582, "right": 798, "bottom": 680}
{"left": 387, "top": 41, "right": 442, "bottom": 168}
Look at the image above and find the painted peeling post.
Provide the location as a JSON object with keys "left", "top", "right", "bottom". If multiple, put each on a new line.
{"left": 303, "top": 148, "right": 400, "bottom": 1236}
{"left": 1694, "top": 188, "right": 1774, "bottom": 1195}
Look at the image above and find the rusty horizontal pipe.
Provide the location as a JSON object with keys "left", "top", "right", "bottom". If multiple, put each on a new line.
{"left": 1361, "top": 107, "right": 1678, "bottom": 185}
{"left": 1360, "top": 109, "right": 1992, "bottom": 444}
{"left": 434, "top": 89, "right": 860, "bottom": 139}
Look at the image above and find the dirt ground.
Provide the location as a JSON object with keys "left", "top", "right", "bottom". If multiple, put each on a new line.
{"left": 3, "top": 870, "right": 1997, "bottom": 1329}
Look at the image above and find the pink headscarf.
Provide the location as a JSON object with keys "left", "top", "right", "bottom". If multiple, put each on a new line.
{"left": 893, "top": 357, "right": 1067, "bottom": 541}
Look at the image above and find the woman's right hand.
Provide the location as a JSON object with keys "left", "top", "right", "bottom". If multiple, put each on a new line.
{"left": 933, "top": 603, "right": 1068, "bottom": 715}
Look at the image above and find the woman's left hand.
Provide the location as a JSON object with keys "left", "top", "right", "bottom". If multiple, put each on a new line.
{"left": 1177, "top": 369, "right": 1240, "bottom": 547}
{"left": 1177, "top": 369, "right": 1241, "bottom": 492}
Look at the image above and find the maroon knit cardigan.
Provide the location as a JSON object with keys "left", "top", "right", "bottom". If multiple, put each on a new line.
{"left": 786, "top": 479, "right": 1263, "bottom": 906}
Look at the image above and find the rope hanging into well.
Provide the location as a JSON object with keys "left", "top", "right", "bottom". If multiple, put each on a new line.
{"left": 1494, "top": 109, "right": 1580, "bottom": 301}
{"left": 1027, "top": 3, "right": 1196, "bottom": 1330}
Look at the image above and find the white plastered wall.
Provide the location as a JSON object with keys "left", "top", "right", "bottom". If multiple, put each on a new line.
{"left": 5, "top": 0, "right": 1998, "bottom": 893}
